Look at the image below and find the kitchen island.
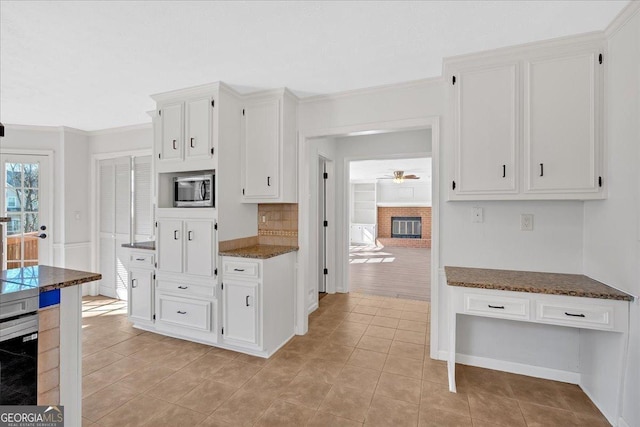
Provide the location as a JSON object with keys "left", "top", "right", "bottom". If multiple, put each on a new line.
{"left": 0, "top": 265, "right": 101, "bottom": 427}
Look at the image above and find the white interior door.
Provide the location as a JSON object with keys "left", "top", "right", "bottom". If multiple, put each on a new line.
{"left": 1, "top": 153, "right": 52, "bottom": 269}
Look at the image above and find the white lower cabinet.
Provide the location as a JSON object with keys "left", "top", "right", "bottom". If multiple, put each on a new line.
{"left": 221, "top": 252, "right": 295, "bottom": 356}
{"left": 157, "top": 294, "right": 212, "bottom": 332}
{"left": 128, "top": 268, "right": 154, "bottom": 323}
{"left": 222, "top": 280, "right": 258, "bottom": 345}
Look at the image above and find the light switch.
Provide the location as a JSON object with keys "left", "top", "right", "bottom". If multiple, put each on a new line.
{"left": 521, "top": 214, "right": 533, "bottom": 231}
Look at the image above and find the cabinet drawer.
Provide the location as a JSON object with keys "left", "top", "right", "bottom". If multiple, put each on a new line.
{"left": 157, "top": 295, "right": 211, "bottom": 331}
{"left": 223, "top": 260, "right": 260, "bottom": 279}
{"left": 464, "top": 293, "right": 529, "bottom": 320}
{"left": 535, "top": 301, "right": 614, "bottom": 330}
{"left": 157, "top": 280, "right": 215, "bottom": 299}
{"left": 129, "top": 252, "right": 155, "bottom": 268}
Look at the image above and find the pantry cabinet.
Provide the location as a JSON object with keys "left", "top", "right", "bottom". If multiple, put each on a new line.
{"left": 241, "top": 89, "right": 298, "bottom": 203}
{"left": 446, "top": 35, "right": 605, "bottom": 200}
{"left": 156, "top": 217, "right": 215, "bottom": 277}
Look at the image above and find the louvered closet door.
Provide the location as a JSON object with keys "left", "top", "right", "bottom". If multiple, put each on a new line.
{"left": 133, "top": 156, "right": 153, "bottom": 241}
{"left": 99, "top": 157, "right": 132, "bottom": 299}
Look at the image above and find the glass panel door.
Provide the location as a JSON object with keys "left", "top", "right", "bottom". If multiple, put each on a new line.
{"left": 1, "top": 154, "right": 50, "bottom": 269}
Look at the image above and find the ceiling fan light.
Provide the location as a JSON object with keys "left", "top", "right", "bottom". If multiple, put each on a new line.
{"left": 393, "top": 171, "right": 404, "bottom": 183}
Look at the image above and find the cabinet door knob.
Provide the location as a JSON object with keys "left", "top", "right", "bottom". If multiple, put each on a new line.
{"left": 540, "top": 163, "right": 544, "bottom": 177}
{"left": 172, "top": 139, "right": 177, "bottom": 150}
{"left": 131, "top": 279, "right": 138, "bottom": 288}
{"left": 174, "top": 230, "right": 179, "bottom": 240}
{"left": 246, "top": 295, "right": 250, "bottom": 307}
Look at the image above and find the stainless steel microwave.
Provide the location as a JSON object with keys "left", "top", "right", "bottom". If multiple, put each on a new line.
{"left": 174, "top": 174, "right": 214, "bottom": 207}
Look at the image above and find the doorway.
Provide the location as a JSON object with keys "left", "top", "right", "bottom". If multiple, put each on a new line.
{"left": 0, "top": 153, "right": 52, "bottom": 269}
{"left": 316, "top": 155, "right": 335, "bottom": 300}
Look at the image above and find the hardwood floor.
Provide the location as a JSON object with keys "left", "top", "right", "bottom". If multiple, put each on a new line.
{"left": 349, "top": 245, "right": 431, "bottom": 301}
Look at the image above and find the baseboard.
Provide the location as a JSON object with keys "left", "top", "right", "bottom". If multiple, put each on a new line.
{"left": 581, "top": 384, "right": 617, "bottom": 426}
{"left": 98, "top": 286, "right": 116, "bottom": 299}
{"left": 437, "top": 350, "right": 580, "bottom": 384}
{"left": 308, "top": 302, "right": 319, "bottom": 314}
{"left": 617, "top": 417, "right": 630, "bottom": 427}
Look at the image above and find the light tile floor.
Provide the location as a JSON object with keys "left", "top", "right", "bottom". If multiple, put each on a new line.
{"left": 81, "top": 294, "right": 610, "bottom": 426}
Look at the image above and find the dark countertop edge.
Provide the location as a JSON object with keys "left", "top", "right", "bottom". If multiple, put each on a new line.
{"left": 121, "top": 241, "right": 156, "bottom": 251}
{"left": 219, "top": 245, "right": 299, "bottom": 259}
{"left": 39, "top": 273, "right": 103, "bottom": 293}
{"left": 447, "top": 281, "right": 633, "bottom": 301}
{"left": 0, "top": 217, "right": 9, "bottom": 223}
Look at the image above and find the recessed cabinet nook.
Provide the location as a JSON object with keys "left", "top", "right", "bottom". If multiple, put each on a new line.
{"left": 124, "top": 82, "right": 299, "bottom": 357}
{"left": 447, "top": 34, "right": 606, "bottom": 201}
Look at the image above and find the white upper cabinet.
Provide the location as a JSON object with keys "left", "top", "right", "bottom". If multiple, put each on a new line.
{"left": 524, "top": 52, "right": 600, "bottom": 194}
{"left": 185, "top": 97, "right": 214, "bottom": 160}
{"left": 454, "top": 64, "right": 518, "bottom": 195}
{"left": 241, "top": 89, "right": 298, "bottom": 203}
{"left": 446, "top": 35, "right": 605, "bottom": 200}
{"left": 160, "top": 102, "right": 184, "bottom": 162}
{"left": 243, "top": 99, "right": 280, "bottom": 199}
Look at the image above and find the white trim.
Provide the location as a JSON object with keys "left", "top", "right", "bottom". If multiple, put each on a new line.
{"left": 63, "top": 241, "right": 91, "bottom": 249}
{"left": 3, "top": 124, "right": 65, "bottom": 133}
{"left": 59, "top": 285, "right": 82, "bottom": 427}
{"left": 376, "top": 202, "right": 432, "bottom": 207}
{"left": 605, "top": 0, "right": 640, "bottom": 38}
{"left": 87, "top": 123, "right": 152, "bottom": 136}
{"left": 618, "top": 417, "right": 631, "bottom": 427}
{"left": 307, "top": 302, "right": 319, "bottom": 314}
{"left": 437, "top": 350, "right": 581, "bottom": 384}
{"left": 299, "top": 77, "right": 444, "bottom": 104}
{"left": 581, "top": 381, "right": 617, "bottom": 426}
{"left": 303, "top": 117, "right": 438, "bottom": 139}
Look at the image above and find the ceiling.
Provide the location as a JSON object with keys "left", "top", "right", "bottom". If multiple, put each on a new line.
{"left": 0, "top": 1, "right": 629, "bottom": 131}
{"left": 350, "top": 158, "right": 431, "bottom": 182}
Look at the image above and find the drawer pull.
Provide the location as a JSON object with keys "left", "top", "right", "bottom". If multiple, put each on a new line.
{"left": 174, "top": 230, "right": 179, "bottom": 240}
{"left": 178, "top": 286, "right": 188, "bottom": 290}
{"left": 246, "top": 296, "right": 250, "bottom": 307}
{"left": 234, "top": 268, "right": 245, "bottom": 272}
{"left": 135, "top": 257, "right": 145, "bottom": 261}
{"left": 488, "top": 305, "right": 505, "bottom": 309}
{"left": 177, "top": 310, "right": 187, "bottom": 315}
{"left": 565, "top": 312, "right": 586, "bottom": 318}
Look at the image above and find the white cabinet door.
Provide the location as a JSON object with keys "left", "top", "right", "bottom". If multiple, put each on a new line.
{"left": 160, "top": 102, "right": 183, "bottom": 161}
{"left": 243, "top": 99, "right": 279, "bottom": 199}
{"left": 454, "top": 64, "right": 518, "bottom": 194}
{"left": 223, "top": 280, "right": 258, "bottom": 345}
{"left": 524, "top": 52, "right": 600, "bottom": 193}
{"left": 350, "top": 225, "right": 363, "bottom": 244}
{"left": 184, "top": 220, "right": 214, "bottom": 277}
{"left": 186, "top": 97, "right": 212, "bottom": 160}
{"left": 157, "top": 219, "right": 183, "bottom": 273}
{"left": 362, "top": 225, "right": 376, "bottom": 245}
{"left": 129, "top": 269, "right": 153, "bottom": 322}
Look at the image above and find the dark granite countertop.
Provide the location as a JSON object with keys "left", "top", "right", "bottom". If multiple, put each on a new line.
{"left": 445, "top": 266, "right": 633, "bottom": 301}
{"left": 0, "top": 217, "right": 9, "bottom": 223}
{"left": 220, "top": 244, "right": 298, "bottom": 259}
{"left": 0, "top": 265, "right": 102, "bottom": 294}
{"left": 121, "top": 241, "right": 155, "bottom": 251}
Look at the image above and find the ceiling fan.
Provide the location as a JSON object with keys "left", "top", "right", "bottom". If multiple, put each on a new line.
{"left": 377, "top": 170, "right": 420, "bottom": 183}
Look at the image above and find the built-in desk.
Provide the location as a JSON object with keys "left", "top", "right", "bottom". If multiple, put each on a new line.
{"left": 445, "top": 266, "right": 633, "bottom": 425}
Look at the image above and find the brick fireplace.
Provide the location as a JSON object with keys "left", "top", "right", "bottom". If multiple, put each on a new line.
{"left": 377, "top": 206, "right": 431, "bottom": 248}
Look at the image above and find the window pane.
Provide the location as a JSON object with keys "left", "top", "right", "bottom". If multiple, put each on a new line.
{"left": 23, "top": 189, "right": 38, "bottom": 212}
{"left": 23, "top": 163, "right": 39, "bottom": 188}
{"left": 6, "top": 213, "right": 21, "bottom": 236}
{"left": 5, "top": 163, "right": 22, "bottom": 188}
{"left": 24, "top": 213, "right": 39, "bottom": 233}
{"left": 5, "top": 189, "right": 22, "bottom": 211}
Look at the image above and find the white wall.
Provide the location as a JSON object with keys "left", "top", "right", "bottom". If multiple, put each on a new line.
{"left": 583, "top": 7, "right": 640, "bottom": 427}
{"left": 377, "top": 179, "right": 432, "bottom": 205}
{"left": 89, "top": 124, "right": 153, "bottom": 154}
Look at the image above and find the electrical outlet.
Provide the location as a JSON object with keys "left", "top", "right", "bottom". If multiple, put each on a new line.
{"left": 521, "top": 214, "right": 534, "bottom": 231}
{"left": 472, "top": 207, "right": 484, "bottom": 223}
{"left": 261, "top": 215, "right": 267, "bottom": 223}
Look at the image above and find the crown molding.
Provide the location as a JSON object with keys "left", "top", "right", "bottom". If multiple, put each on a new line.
{"left": 605, "top": 0, "right": 640, "bottom": 38}
{"left": 298, "top": 76, "right": 444, "bottom": 104}
{"left": 87, "top": 122, "right": 152, "bottom": 136}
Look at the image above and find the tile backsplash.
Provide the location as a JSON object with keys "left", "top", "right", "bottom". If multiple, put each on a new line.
{"left": 258, "top": 203, "right": 298, "bottom": 246}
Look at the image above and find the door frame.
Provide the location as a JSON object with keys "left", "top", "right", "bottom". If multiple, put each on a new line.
{"left": 90, "top": 149, "right": 152, "bottom": 295}
{"left": 0, "top": 149, "right": 55, "bottom": 268}
{"left": 297, "top": 116, "right": 440, "bottom": 358}
{"left": 317, "top": 154, "right": 335, "bottom": 297}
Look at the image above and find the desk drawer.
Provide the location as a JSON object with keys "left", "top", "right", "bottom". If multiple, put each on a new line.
{"left": 223, "top": 260, "right": 260, "bottom": 279}
{"left": 157, "top": 295, "right": 211, "bottom": 331}
{"left": 464, "top": 293, "right": 529, "bottom": 320}
{"left": 535, "top": 301, "right": 614, "bottom": 330}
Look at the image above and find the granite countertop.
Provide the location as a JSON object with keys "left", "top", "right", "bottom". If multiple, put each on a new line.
{"left": 445, "top": 266, "right": 633, "bottom": 301}
{"left": 0, "top": 217, "right": 9, "bottom": 223}
{"left": 121, "top": 241, "right": 155, "bottom": 251}
{"left": 0, "top": 265, "right": 102, "bottom": 294}
{"left": 219, "top": 244, "right": 299, "bottom": 259}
